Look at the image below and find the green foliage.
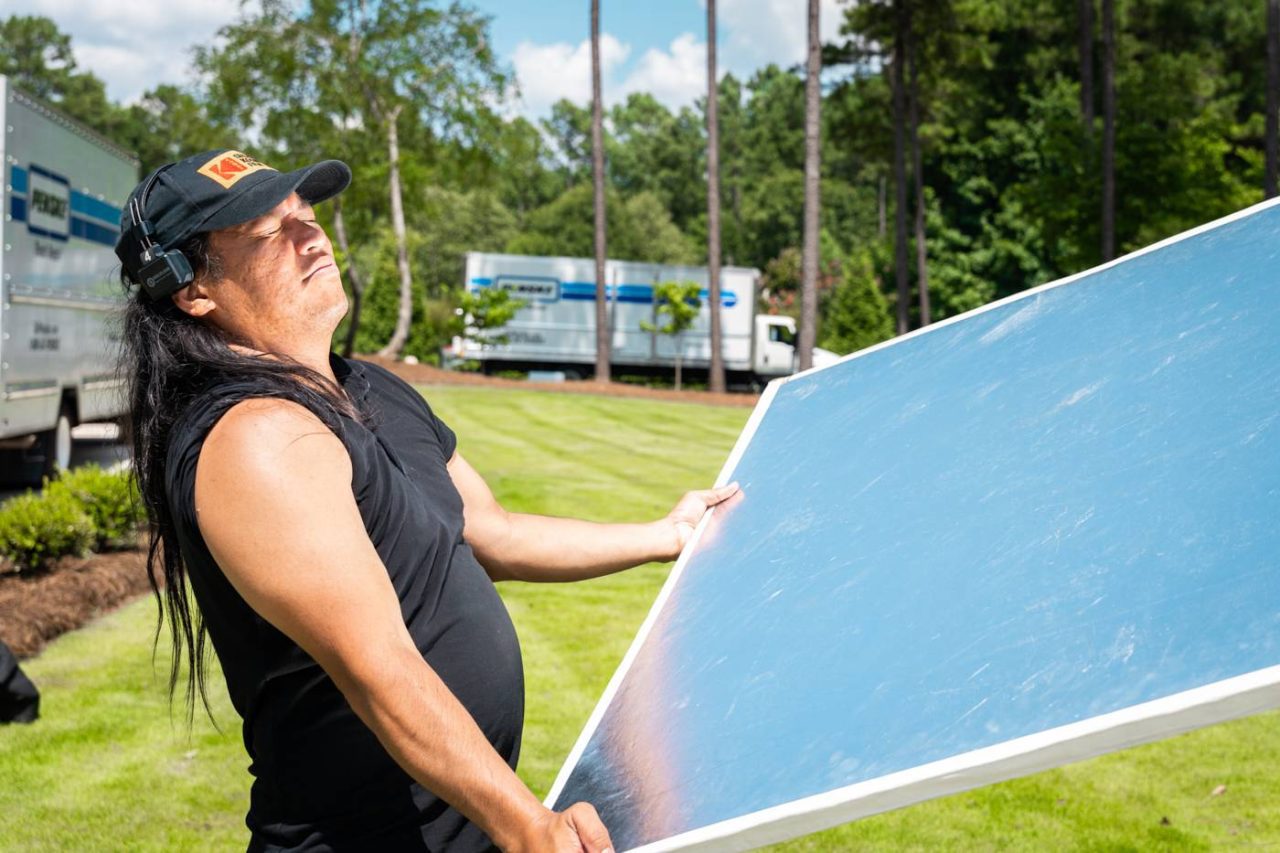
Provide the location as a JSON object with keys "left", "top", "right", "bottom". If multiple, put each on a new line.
{"left": 459, "top": 288, "right": 524, "bottom": 347}
{"left": 14, "top": 0, "right": 1278, "bottom": 354}
{"left": 641, "top": 281, "right": 703, "bottom": 390}
{"left": 411, "top": 186, "right": 518, "bottom": 298}
{"left": 641, "top": 280, "right": 703, "bottom": 338}
{"left": 0, "top": 488, "right": 95, "bottom": 573}
{"left": 819, "top": 251, "right": 896, "bottom": 356}
{"left": 341, "top": 230, "right": 445, "bottom": 362}
{"left": 0, "top": 15, "right": 226, "bottom": 175}
{"left": 506, "top": 184, "right": 697, "bottom": 264}
{"left": 44, "top": 465, "right": 145, "bottom": 550}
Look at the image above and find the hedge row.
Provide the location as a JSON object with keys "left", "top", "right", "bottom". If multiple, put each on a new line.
{"left": 0, "top": 466, "right": 146, "bottom": 573}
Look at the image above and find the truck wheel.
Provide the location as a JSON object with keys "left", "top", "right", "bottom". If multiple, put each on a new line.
{"left": 36, "top": 408, "right": 74, "bottom": 480}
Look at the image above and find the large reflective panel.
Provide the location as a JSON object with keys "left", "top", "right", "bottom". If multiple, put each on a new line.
{"left": 550, "top": 203, "right": 1280, "bottom": 850}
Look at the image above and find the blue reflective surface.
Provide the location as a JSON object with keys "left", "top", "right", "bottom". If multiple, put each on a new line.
{"left": 553, "top": 206, "right": 1280, "bottom": 849}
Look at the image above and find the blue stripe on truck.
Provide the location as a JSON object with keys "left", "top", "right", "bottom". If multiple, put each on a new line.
{"left": 471, "top": 277, "right": 738, "bottom": 308}
{"left": 70, "top": 217, "right": 118, "bottom": 246}
{"left": 70, "top": 192, "right": 122, "bottom": 225}
{"left": 10, "top": 165, "right": 29, "bottom": 194}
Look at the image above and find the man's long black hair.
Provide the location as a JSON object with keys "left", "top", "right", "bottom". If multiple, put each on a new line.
{"left": 119, "top": 232, "right": 361, "bottom": 721}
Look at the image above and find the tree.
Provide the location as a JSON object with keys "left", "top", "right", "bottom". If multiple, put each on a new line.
{"left": 590, "top": 0, "right": 611, "bottom": 383}
{"left": 641, "top": 281, "right": 702, "bottom": 391}
{"left": 1100, "top": 0, "right": 1117, "bottom": 261}
{"left": 0, "top": 15, "right": 117, "bottom": 136}
{"left": 1268, "top": 0, "right": 1279, "bottom": 198}
{"left": 819, "top": 252, "right": 895, "bottom": 355}
{"left": 907, "top": 6, "right": 931, "bottom": 327}
{"left": 608, "top": 95, "right": 705, "bottom": 229}
{"left": 197, "top": 0, "right": 506, "bottom": 360}
{"left": 891, "top": 0, "right": 911, "bottom": 334}
{"left": 799, "top": 0, "right": 822, "bottom": 370}
{"left": 1079, "top": 0, "right": 1095, "bottom": 132}
{"left": 456, "top": 288, "right": 524, "bottom": 348}
{"left": 706, "top": 0, "right": 726, "bottom": 393}
{"left": 543, "top": 99, "right": 595, "bottom": 187}
{"left": 118, "top": 85, "right": 230, "bottom": 175}
{"left": 506, "top": 184, "right": 694, "bottom": 264}
{"left": 333, "top": 195, "right": 367, "bottom": 358}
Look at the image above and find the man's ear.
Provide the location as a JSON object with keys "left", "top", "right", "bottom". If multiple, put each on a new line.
{"left": 171, "top": 278, "right": 216, "bottom": 318}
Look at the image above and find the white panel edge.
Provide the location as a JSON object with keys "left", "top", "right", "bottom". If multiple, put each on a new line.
{"left": 631, "top": 665, "right": 1280, "bottom": 852}
{"left": 544, "top": 379, "right": 785, "bottom": 807}
{"left": 784, "top": 195, "right": 1280, "bottom": 385}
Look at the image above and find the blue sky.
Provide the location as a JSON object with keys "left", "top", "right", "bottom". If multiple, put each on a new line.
{"left": 480, "top": 0, "right": 705, "bottom": 60}
{"left": 9, "top": 0, "right": 843, "bottom": 117}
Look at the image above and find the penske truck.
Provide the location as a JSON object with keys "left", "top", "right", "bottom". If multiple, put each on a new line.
{"left": 459, "top": 252, "right": 839, "bottom": 387}
{"left": 0, "top": 76, "right": 137, "bottom": 481}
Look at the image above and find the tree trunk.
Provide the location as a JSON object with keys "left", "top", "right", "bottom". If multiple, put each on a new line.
{"left": 1268, "top": 0, "right": 1279, "bottom": 198}
{"left": 907, "top": 13, "right": 930, "bottom": 328}
{"left": 675, "top": 345, "right": 683, "bottom": 392}
{"left": 377, "top": 106, "right": 414, "bottom": 359}
{"left": 706, "top": 0, "right": 726, "bottom": 392}
{"left": 730, "top": 178, "right": 743, "bottom": 266}
{"left": 1100, "top": 0, "right": 1116, "bottom": 262}
{"left": 1078, "top": 0, "right": 1094, "bottom": 131}
{"left": 798, "top": 0, "right": 821, "bottom": 371}
{"left": 591, "top": 0, "right": 611, "bottom": 383}
{"left": 878, "top": 173, "right": 887, "bottom": 239}
{"left": 332, "top": 195, "right": 366, "bottom": 358}
{"left": 891, "top": 0, "right": 911, "bottom": 335}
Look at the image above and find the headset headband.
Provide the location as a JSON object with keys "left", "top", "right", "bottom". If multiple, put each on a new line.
{"left": 125, "top": 166, "right": 194, "bottom": 301}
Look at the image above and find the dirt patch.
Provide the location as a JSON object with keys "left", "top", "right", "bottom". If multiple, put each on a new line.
{"left": 361, "top": 355, "right": 761, "bottom": 409}
{"left": 0, "top": 548, "right": 151, "bottom": 659}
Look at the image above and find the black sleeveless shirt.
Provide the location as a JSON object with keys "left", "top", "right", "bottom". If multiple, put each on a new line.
{"left": 165, "top": 355, "right": 524, "bottom": 851}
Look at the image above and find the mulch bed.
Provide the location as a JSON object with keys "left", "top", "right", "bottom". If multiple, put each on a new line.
{"left": 362, "top": 355, "right": 761, "bottom": 409}
{"left": 0, "top": 547, "right": 152, "bottom": 659}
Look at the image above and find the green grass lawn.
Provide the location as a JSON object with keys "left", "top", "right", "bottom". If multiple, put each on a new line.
{"left": 1, "top": 385, "right": 1276, "bottom": 850}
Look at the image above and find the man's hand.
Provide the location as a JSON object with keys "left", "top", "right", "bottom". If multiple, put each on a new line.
{"left": 519, "top": 802, "right": 613, "bottom": 853}
{"left": 663, "top": 482, "right": 740, "bottom": 559}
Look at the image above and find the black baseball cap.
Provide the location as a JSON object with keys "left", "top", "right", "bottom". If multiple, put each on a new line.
{"left": 115, "top": 149, "right": 351, "bottom": 291}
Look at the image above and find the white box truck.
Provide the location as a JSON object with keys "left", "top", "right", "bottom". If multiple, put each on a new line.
{"left": 0, "top": 76, "right": 137, "bottom": 481}
{"left": 459, "top": 252, "right": 838, "bottom": 387}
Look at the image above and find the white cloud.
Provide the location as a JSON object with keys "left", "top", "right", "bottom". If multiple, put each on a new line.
{"left": 509, "top": 1, "right": 848, "bottom": 120}
{"left": 620, "top": 33, "right": 708, "bottom": 110}
{"left": 719, "top": 0, "right": 844, "bottom": 71}
{"left": 510, "top": 34, "right": 630, "bottom": 117}
{"left": 5, "top": 0, "right": 241, "bottom": 103}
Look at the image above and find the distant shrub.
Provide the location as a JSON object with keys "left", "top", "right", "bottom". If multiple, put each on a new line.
{"left": 0, "top": 489, "right": 95, "bottom": 573}
{"left": 45, "top": 465, "right": 145, "bottom": 550}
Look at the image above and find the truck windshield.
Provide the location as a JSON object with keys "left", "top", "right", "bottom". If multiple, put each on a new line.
{"left": 768, "top": 322, "right": 797, "bottom": 347}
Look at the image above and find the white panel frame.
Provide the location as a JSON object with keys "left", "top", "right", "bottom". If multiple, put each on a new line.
{"left": 544, "top": 196, "right": 1280, "bottom": 849}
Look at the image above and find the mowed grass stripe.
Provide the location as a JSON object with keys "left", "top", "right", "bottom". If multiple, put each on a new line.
{"left": 1, "top": 383, "right": 1276, "bottom": 850}
{"left": 423, "top": 386, "right": 747, "bottom": 795}
{"left": 0, "top": 599, "right": 248, "bottom": 850}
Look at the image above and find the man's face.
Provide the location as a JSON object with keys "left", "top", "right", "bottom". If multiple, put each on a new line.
{"left": 194, "top": 192, "right": 346, "bottom": 351}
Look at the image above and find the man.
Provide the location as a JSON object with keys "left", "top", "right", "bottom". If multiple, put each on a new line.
{"left": 114, "top": 150, "right": 737, "bottom": 851}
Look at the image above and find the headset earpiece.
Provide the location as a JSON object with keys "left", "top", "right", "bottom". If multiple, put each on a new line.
{"left": 126, "top": 168, "right": 195, "bottom": 300}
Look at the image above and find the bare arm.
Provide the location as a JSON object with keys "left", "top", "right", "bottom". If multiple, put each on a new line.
{"left": 195, "top": 399, "right": 611, "bottom": 852}
{"left": 448, "top": 451, "right": 738, "bottom": 583}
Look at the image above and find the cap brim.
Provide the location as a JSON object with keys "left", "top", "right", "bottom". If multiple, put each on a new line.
{"left": 195, "top": 159, "right": 352, "bottom": 236}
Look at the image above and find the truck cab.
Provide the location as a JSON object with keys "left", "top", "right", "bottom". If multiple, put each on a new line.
{"left": 753, "top": 315, "right": 841, "bottom": 378}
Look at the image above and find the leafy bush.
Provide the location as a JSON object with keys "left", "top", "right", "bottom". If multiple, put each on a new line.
{"left": 45, "top": 465, "right": 145, "bottom": 550}
{"left": 0, "top": 489, "right": 95, "bottom": 573}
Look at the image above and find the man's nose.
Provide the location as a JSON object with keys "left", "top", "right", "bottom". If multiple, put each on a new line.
{"left": 293, "top": 218, "right": 329, "bottom": 254}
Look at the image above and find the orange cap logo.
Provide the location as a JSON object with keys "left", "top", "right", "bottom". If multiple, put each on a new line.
{"left": 196, "top": 151, "right": 275, "bottom": 189}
